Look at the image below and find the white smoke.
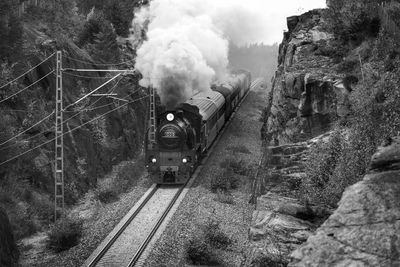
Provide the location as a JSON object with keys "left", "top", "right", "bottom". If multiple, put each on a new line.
{"left": 131, "top": 0, "right": 268, "bottom": 108}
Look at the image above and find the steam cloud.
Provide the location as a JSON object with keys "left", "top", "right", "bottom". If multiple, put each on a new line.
{"left": 132, "top": 0, "right": 267, "bottom": 109}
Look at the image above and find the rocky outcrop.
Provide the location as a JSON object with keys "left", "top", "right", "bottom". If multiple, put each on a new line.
{"left": 289, "top": 137, "right": 400, "bottom": 266}
{"left": 0, "top": 207, "right": 19, "bottom": 267}
{"left": 263, "top": 9, "right": 354, "bottom": 145}
{"left": 249, "top": 139, "right": 332, "bottom": 265}
{"left": 3, "top": 25, "right": 146, "bottom": 203}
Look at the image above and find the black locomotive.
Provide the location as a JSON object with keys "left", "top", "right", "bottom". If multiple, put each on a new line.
{"left": 146, "top": 70, "right": 251, "bottom": 184}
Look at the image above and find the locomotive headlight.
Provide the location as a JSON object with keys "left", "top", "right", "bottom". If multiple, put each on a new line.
{"left": 166, "top": 113, "right": 175, "bottom": 121}
{"left": 182, "top": 158, "right": 187, "bottom": 163}
{"left": 151, "top": 158, "right": 157, "bottom": 163}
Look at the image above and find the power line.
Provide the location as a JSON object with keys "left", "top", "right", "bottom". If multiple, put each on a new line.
{"left": 0, "top": 70, "right": 55, "bottom": 104}
{"left": 0, "top": 111, "right": 55, "bottom": 147}
{"left": 63, "top": 74, "right": 122, "bottom": 110}
{"left": 63, "top": 56, "right": 134, "bottom": 67}
{"left": 0, "top": 53, "right": 55, "bottom": 90}
{"left": 63, "top": 72, "right": 115, "bottom": 80}
{"left": 0, "top": 94, "right": 149, "bottom": 167}
{"left": 0, "top": 77, "right": 128, "bottom": 151}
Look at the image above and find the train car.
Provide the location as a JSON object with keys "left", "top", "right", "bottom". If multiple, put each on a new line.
{"left": 146, "top": 70, "right": 251, "bottom": 184}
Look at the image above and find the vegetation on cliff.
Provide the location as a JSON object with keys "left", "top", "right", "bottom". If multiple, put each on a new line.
{"left": 300, "top": 0, "right": 400, "bottom": 207}
{"left": 0, "top": 0, "right": 148, "bottom": 244}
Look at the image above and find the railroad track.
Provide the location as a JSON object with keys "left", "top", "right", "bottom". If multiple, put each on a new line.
{"left": 86, "top": 184, "right": 186, "bottom": 267}
{"left": 84, "top": 78, "right": 263, "bottom": 267}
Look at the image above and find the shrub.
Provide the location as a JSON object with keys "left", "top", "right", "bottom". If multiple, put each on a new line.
{"left": 219, "top": 158, "right": 249, "bottom": 176}
{"left": 186, "top": 237, "right": 220, "bottom": 266}
{"left": 250, "top": 253, "right": 287, "bottom": 267}
{"left": 47, "top": 217, "right": 83, "bottom": 252}
{"left": 210, "top": 168, "right": 240, "bottom": 193}
{"left": 204, "top": 220, "right": 232, "bottom": 249}
{"left": 214, "top": 190, "right": 235, "bottom": 205}
{"left": 95, "top": 187, "right": 119, "bottom": 203}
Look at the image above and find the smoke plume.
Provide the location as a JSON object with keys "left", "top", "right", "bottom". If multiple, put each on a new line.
{"left": 132, "top": 0, "right": 268, "bottom": 109}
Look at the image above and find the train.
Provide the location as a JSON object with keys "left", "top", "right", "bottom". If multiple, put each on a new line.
{"left": 145, "top": 70, "right": 251, "bottom": 184}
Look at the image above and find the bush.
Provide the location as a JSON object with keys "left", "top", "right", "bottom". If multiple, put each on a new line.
{"left": 210, "top": 168, "right": 240, "bottom": 193}
{"left": 250, "top": 253, "right": 287, "bottom": 267}
{"left": 186, "top": 237, "right": 220, "bottom": 266}
{"left": 95, "top": 187, "right": 119, "bottom": 203}
{"left": 214, "top": 190, "right": 235, "bottom": 205}
{"left": 204, "top": 220, "right": 232, "bottom": 249}
{"left": 219, "top": 158, "right": 249, "bottom": 176}
{"left": 47, "top": 217, "right": 83, "bottom": 252}
{"left": 325, "top": 0, "right": 380, "bottom": 45}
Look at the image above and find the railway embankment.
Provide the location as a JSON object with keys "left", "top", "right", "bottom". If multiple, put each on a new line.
{"left": 259, "top": 2, "right": 400, "bottom": 266}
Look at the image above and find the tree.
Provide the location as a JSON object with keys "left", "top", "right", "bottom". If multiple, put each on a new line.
{"left": 7, "top": 14, "right": 23, "bottom": 62}
{"left": 88, "top": 21, "right": 120, "bottom": 64}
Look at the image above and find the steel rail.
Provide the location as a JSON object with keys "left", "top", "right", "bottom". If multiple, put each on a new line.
{"left": 87, "top": 185, "right": 160, "bottom": 267}
{"left": 127, "top": 183, "right": 187, "bottom": 267}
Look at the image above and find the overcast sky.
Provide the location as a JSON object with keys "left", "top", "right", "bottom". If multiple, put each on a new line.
{"left": 220, "top": 0, "right": 327, "bottom": 45}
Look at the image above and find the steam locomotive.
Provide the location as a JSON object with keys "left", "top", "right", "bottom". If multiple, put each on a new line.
{"left": 145, "top": 70, "right": 251, "bottom": 184}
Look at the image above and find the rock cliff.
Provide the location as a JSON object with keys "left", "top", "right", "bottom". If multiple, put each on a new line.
{"left": 262, "top": 9, "right": 353, "bottom": 145}
{"left": 290, "top": 137, "right": 400, "bottom": 266}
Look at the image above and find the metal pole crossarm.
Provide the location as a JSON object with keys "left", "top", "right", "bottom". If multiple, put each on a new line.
{"left": 106, "top": 96, "right": 129, "bottom": 102}
{"left": 63, "top": 68, "right": 136, "bottom": 73}
{"left": 63, "top": 74, "right": 122, "bottom": 110}
{"left": 91, "top": 93, "right": 118, "bottom": 97}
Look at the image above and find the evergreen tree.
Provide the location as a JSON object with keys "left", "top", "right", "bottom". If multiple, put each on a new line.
{"left": 7, "top": 14, "right": 23, "bottom": 62}
{"left": 89, "top": 22, "right": 120, "bottom": 64}
{"left": 0, "top": 23, "right": 9, "bottom": 60}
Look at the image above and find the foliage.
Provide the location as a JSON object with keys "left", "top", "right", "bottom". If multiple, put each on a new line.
{"left": 250, "top": 253, "right": 287, "bottom": 267}
{"left": 186, "top": 237, "right": 220, "bottom": 266}
{"left": 210, "top": 168, "right": 240, "bottom": 193}
{"left": 186, "top": 219, "right": 231, "bottom": 265}
{"left": 76, "top": 0, "right": 149, "bottom": 36}
{"left": 47, "top": 216, "right": 83, "bottom": 252}
{"left": 78, "top": 9, "right": 120, "bottom": 63}
{"left": 0, "top": 12, "right": 24, "bottom": 61}
{"left": 300, "top": 34, "right": 400, "bottom": 207}
{"left": 203, "top": 220, "right": 232, "bottom": 249}
{"left": 95, "top": 161, "right": 143, "bottom": 203}
{"left": 325, "top": 0, "right": 380, "bottom": 45}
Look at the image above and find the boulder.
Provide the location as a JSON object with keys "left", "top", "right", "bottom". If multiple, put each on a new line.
{"left": 289, "top": 137, "right": 400, "bottom": 266}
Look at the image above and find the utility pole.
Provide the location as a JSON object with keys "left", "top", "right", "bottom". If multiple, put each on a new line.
{"left": 54, "top": 51, "right": 64, "bottom": 221}
{"left": 148, "top": 85, "right": 157, "bottom": 149}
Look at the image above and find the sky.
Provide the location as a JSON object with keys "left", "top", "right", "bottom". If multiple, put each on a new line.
{"left": 216, "top": 0, "right": 327, "bottom": 45}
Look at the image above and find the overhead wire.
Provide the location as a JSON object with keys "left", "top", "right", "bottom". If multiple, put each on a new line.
{"left": 0, "top": 111, "right": 55, "bottom": 147}
{"left": 63, "top": 71, "right": 115, "bottom": 79}
{"left": 0, "top": 70, "right": 55, "bottom": 104}
{"left": 0, "top": 76, "right": 141, "bottom": 152}
{"left": 0, "top": 53, "right": 55, "bottom": 90}
{"left": 0, "top": 94, "right": 149, "bottom": 166}
{"left": 63, "top": 56, "right": 134, "bottom": 67}
{"left": 0, "top": 75, "right": 124, "bottom": 151}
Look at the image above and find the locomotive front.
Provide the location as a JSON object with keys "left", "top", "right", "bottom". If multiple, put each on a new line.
{"left": 146, "top": 111, "right": 196, "bottom": 184}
